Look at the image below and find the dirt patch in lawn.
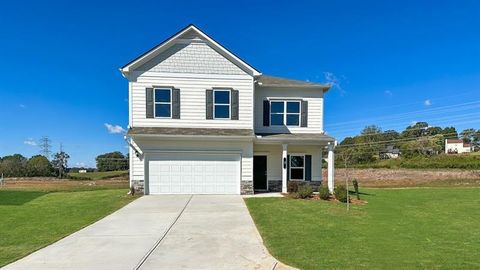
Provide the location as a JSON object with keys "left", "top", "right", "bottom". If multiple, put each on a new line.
{"left": 324, "top": 168, "right": 480, "bottom": 187}
{"left": 1, "top": 177, "right": 129, "bottom": 191}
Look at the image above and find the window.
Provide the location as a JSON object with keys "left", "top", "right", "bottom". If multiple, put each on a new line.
{"left": 290, "top": 155, "right": 305, "bottom": 180}
{"left": 270, "top": 101, "right": 284, "bottom": 125}
{"left": 154, "top": 88, "right": 172, "bottom": 118}
{"left": 214, "top": 89, "right": 231, "bottom": 119}
{"left": 270, "top": 100, "right": 301, "bottom": 126}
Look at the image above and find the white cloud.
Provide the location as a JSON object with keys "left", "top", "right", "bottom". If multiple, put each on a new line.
{"left": 424, "top": 99, "right": 432, "bottom": 106}
{"left": 24, "top": 138, "right": 37, "bottom": 146}
{"left": 384, "top": 90, "right": 393, "bottom": 97}
{"left": 104, "top": 123, "right": 126, "bottom": 134}
{"left": 19, "top": 104, "right": 26, "bottom": 109}
{"left": 323, "top": 72, "right": 346, "bottom": 96}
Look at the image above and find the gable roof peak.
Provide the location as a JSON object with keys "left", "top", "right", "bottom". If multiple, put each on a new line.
{"left": 120, "top": 24, "right": 261, "bottom": 77}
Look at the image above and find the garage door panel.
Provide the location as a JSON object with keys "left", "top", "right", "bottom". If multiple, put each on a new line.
{"left": 148, "top": 153, "right": 240, "bottom": 195}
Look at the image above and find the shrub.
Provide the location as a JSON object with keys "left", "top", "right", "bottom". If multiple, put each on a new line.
{"left": 296, "top": 185, "right": 313, "bottom": 199}
{"left": 287, "top": 181, "right": 299, "bottom": 193}
{"left": 334, "top": 185, "right": 349, "bottom": 203}
{"left": 319, "top": 185, "right": 330, "bottom": 200}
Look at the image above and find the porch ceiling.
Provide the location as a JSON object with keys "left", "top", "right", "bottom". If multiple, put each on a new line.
{"left": 254, "top": 133, "right": 335, "bottom": 145}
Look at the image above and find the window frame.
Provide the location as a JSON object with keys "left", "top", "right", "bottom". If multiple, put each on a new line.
{"left": 289, "top": 154, "right": 305, "bottom": 181}
{"left": 269, "top": 100, "right": 301, "bottom": 126}
{"left": 213, "top": 89, "right": 231, "bottom": 120}
{"left": 153, "top": 88, "right": 172, "bottom": 119}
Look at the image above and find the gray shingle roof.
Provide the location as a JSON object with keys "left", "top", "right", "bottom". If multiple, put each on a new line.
{"left": 256, "top": 75, "right": 330, "bottom": 90}
{"left": 128, "top": 127, "right": 254, "bottom": 137}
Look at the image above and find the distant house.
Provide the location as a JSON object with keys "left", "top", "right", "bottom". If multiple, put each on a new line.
{"left": 380, "top": 145, "right": 401, "bottom": 159}
{"left": 445, "top": 139, "right": 471, "bottom": 154}
{"left": 79, "top": 169, "right": 87, "bottom": 173}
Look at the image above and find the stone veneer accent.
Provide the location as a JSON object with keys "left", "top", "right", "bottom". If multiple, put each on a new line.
{"left": 268, "top": 180, "right": 282, "bottom": 192}
{"left": 241, "top": 180, "right": 254, "bottom": 195}
{"left": 267, "top": 180, "right": 322, "bottom": 192}
{"left": 132, "top": 179, "right": 145, "bottom": 194}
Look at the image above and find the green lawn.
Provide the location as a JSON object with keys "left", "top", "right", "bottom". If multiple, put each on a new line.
{"left": 0, "top": 188, "right": 136, "bottom": 267}
{"left": 245, "top": 188, "right": 480, "bottom": 269}
{"left": 68, "top": 170, "right": 128, "bottom": 180}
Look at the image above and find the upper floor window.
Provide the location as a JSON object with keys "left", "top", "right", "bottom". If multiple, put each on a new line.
{"left": 214, "top": 89, "right": 231, "bottom": 119}
{"left": 270, "top": 100, "right": 300, "bottom": 126}
{"left": 154, "top": 88, "right": 171, "bottom": 118}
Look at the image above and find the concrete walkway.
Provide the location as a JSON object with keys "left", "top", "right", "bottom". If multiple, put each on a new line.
{"left": 4, "top": 195, "right": 293, "bottom": 270}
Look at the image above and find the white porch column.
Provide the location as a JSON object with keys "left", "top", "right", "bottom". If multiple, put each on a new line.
{"left": 319, "top": 148, "right": 323, "bottom": 182}
{"left": 282, "top": 143, "right": 288, "bottom": 193}
{"left": 327, "top": 142, "right": 335, "bottom": 193}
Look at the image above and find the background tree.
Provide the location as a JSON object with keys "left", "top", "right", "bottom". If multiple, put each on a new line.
{"left": 401, "top": 122, "right": 429, "bottom": 138}
{"left": 460, "top": 128, "right": 477, "bottom": 142}
{"left": 0, "top": 154, "right": 27, "bottom": 177}
{"left": 425, "top": 126, "right": 443, "bottom": 136}
{"left": 441, "top": 126, "right": 458, "bottom": 139}
{"left": 96, "top": 152, "right": 128, "bottom": 172}
{"left": 26, "top": 155, "right": 54, "bottom": 177}
{"left": 51, "top": 151, "right": 70, "bottom": 178}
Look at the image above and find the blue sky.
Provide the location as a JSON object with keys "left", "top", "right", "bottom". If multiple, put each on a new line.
{"left": 1, "top": 0, "right": 480, "bottom": 167}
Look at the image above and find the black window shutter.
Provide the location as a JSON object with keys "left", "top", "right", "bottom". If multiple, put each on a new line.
{"left": 287, "top": 154, "right": 290, "bottom": 181}
{"left": 263, "top": 100, "right": 270, "bottom": 126}
{"left": 231, "top": 90, "right": 239, "bottom": 120}
{"left": 146, "top": 88, "right": 154, "bottom": 118}
{"left": 206, "top": 90, "right": 213, "bottom": 119}
{"left": 301, "top": 100, "right": 308, "bottom": 127}
{"left": 172, "top": 88, "right": 180, "bottom": 119}
{"left": 305, "top": 155, "right": 312, "bottom": 181}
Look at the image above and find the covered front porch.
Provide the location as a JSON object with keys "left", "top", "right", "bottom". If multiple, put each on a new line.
{"left": 253, "top": 133, "right": 336, "bottom": 194}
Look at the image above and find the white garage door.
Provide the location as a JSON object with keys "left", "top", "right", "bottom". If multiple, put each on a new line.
{"left": 148, "top": 152, "right": 241, "bottom": 194}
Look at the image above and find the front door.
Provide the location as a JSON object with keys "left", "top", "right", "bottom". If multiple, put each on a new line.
{"left": 253, "top": 156, "right": 267, "bottom": 191}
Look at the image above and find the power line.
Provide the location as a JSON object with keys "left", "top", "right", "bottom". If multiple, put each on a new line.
{"left": 329, "top": 117, "right": 480, "bottom": 137}
{"left": 326, "top": 100, "right": 480, "bottom": 129}
{"left": 336, "top": 132, "right": 459, "bottom": 148}
{"left": 39, "top": 136, "right": 52, "bottom": 159}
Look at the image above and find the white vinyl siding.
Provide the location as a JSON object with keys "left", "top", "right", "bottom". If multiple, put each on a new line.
{"left": 129, "top": 73, "right": 253, "bottom": 128}
{"left": 255, "top": 86, "right": 324, "bottom": 134}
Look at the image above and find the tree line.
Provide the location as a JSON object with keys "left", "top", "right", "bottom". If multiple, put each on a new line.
{"left": 0, "top": 152, "right": 69, "bottom": 178}
{"left": 0, "top": 150, "right": 129, "bottom": 178}
{"left": 336, "top": 122, "right": 479, "bottom": 165}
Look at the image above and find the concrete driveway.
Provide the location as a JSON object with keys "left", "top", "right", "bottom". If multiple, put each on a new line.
{"left": 4, "top": 195, "right": 289, "bottom": 270}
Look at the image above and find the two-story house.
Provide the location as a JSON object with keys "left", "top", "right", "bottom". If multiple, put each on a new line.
{"left": 121, "top": 25, "right": 336, "bottom": 195}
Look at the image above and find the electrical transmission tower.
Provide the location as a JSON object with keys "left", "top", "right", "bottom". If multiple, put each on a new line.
{"left": 39, "top": 136, "right": 52, "bottom": 159}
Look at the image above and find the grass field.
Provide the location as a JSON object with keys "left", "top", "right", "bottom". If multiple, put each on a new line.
{"left": 245, "top": 187, "right": 480, "bottom": 269}
{"left": 0, "top": 183, "right": 136, "bottom": 267}
{"left": 68, "top": 170, "right": 128, "bottom": 180}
